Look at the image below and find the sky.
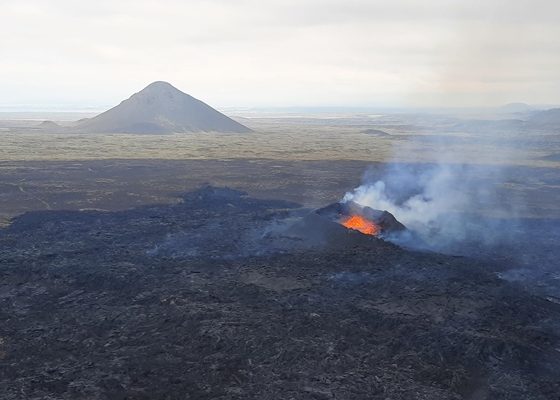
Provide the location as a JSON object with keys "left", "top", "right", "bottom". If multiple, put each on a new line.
{"left": 1, "top": 0, "right": 559, "bottom": 110}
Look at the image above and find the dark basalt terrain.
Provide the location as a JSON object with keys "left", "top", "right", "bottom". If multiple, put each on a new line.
{"left": 1, "top": 186, "right": 559, "bottom": 399}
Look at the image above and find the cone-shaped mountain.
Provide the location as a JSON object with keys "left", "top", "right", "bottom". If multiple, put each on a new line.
{"left": 77, "top": 81, "right": 251, "bottom": 133}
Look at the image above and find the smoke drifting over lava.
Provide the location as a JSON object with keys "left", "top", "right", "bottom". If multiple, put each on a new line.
{"left": 343, "top": 146, "right": 527, "bottom": 254}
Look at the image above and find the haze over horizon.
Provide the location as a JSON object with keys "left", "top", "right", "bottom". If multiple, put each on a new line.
{"left": 1, "top": 0, "right": 559, "bottom": 110}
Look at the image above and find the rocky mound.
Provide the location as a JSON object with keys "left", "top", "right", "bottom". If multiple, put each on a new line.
{"left": 316, "top": 200, "right": 406, "bottom": 233}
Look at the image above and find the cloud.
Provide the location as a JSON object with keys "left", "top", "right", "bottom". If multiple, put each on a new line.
{"left": 0, "top": 0, "right": 559, "bottom": 108}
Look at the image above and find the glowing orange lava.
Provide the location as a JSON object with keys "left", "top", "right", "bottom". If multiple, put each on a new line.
{"left": 341, "top": 215, "right": 379, "bottom": 235}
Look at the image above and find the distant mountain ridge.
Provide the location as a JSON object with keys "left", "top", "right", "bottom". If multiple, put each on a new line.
{"left": 451, "top": 107, "right": 560, "bottom": 133}
{"left": 528, "top": 108, "right": 560, "bottom": 127}
{"left": 497, "top": 102, "right": 533, "bottom": 114}
{"left": 76, "top": 81, "right": 252, "bottom": 134}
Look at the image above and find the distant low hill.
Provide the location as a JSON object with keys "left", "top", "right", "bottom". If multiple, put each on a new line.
{"left": 451, "top": 107, "right": 560, "bottom": 133}
{"left": 361, "top": 128, "right": 390, "bottom": 137}
{"left": 76, "top": 81, "right": 252, "bottom": 134}
{"left": 541, "top": 153, "right": 560, "bottom": 162}
{"left": 37, "top": 120, "right": 61, "bottom": 131}
{"left": 527, "top": 108, "right": 560, "bottom": 128}
{"left": 450, "top": 119, "right": 524, "bottom": 133}
{"left": 497, "top": 102, "right": 533, "bottom": 114}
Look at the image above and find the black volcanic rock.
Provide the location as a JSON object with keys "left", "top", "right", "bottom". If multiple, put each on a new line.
{"left": 76, "top": 81, "right": 252, "bottom": 134}
{"left": 1, "top": 187, "right": 559, "bottom": 399}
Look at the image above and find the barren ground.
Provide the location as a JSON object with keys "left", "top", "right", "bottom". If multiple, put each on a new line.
{"left": 1, "top": 115, "right": 559, "bottom": 399}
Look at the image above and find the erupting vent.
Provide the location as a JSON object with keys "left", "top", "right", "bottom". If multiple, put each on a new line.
{"left": 341, "top": 215, "right": 379, "bottom": 236}
{"left": 315, "top": 200, "right": 406, "bottom": 237}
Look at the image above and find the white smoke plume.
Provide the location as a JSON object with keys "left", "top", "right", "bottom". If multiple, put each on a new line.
{"left": 342, "top": 146, "right": 524, "bottom": 253}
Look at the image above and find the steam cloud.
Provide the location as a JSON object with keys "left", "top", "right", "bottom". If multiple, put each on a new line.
{"left": 342, "top": 144, "right": 524, "bottom": 253}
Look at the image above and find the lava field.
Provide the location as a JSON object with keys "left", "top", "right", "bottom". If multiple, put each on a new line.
{"left": 0, "top": 187, "right": 559, "bottom": 399}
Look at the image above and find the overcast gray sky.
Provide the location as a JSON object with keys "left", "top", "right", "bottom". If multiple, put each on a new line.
{"left": 1, "top": 0, "right": 559, "bottom": 110}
